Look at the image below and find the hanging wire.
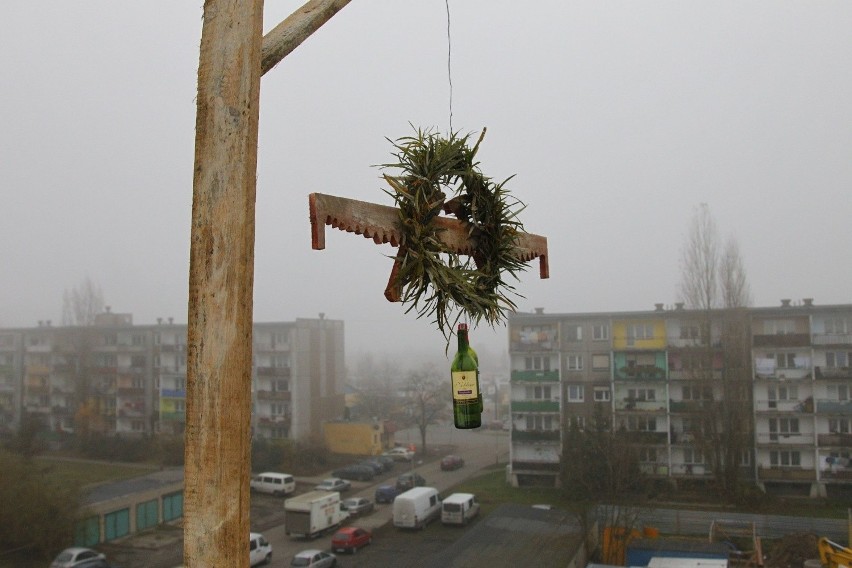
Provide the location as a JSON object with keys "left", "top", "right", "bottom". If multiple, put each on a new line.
{"left": 445, "top": 0, "right": 453, "bottom": 134}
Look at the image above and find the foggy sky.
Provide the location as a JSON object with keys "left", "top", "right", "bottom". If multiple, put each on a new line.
{"left": 2, "top": 2, "right": 851, "bottom": 367}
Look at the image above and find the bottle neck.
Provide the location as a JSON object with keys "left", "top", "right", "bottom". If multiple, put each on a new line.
{"left": 457, "top": 328, "right": 469, "bottom": 352}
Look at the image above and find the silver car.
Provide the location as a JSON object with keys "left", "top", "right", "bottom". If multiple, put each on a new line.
{"left": 341, "top": 496, "right": 374, "bottom": 516}
{"left": 314, "top": 477, "right": 351, "bottom": 492}
{"left": 50, "top": 548, "right": 107, "bottom": 568}
{"left": 290, "top": 549, "right": 337, "bottom": 567}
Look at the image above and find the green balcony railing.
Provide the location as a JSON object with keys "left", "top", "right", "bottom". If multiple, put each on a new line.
{"left": 510, "top": 400, "right": 560, "bottom": 413}
{"left": 510, "top": 370, "right": 560, "bottom": 383}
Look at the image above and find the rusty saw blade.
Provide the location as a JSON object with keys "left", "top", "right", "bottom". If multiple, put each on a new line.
{"left": 309, "top": 192, "right": 549, "bottom": 301}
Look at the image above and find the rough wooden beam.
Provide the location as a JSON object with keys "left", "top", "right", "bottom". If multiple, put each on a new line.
{"left": 261, "top": 0, "right": 354, "bottom": 76}
{"left": 186, "top": 0, "right": 263, "bottom": 566}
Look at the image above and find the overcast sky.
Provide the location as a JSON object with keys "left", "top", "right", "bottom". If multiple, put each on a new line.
{"left": 2, "top": 2, "right": 851, "bottom": 367}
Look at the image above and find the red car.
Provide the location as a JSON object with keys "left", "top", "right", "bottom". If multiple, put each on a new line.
{"left": 440, "top": 454, "right": 465, "bottom": 471}
{"left": 331, "top": 526, "right": 373, "bottom": 553}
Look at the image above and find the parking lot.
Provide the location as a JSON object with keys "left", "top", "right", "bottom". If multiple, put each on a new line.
{"left": 101, "top": 425, "right": 508, "bottom": 568}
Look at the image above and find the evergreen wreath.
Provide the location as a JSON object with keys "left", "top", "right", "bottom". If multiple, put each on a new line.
{"left": 379, "top": 126, "right": 528, "bottom": 336}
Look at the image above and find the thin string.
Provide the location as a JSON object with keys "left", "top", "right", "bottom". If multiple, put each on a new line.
{"left": 445, "top": 0, "right": 453, "bottom": 134}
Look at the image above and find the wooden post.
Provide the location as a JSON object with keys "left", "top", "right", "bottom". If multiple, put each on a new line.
{"left": 186, "top": 2, "right": 353, "bottom": 566}
{"left": 185, "top": 0, "right": 264, "bottom": 566}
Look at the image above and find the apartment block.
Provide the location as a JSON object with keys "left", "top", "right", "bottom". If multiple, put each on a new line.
{"left": 507, "top": 300, "right": 852, "bottom": 497}
{"left": 0, "top": 312, "right": 345, "bottom": 443}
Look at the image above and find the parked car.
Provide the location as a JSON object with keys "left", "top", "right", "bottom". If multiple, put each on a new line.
{"left": 332, "top": 464, "right": 374, "bottom": 482}
{"left": 290, "top": 549, "right": 337, "bottom": 567}
{"left": 314, "top": 477, "right": 351, "bottom": 492}
{"left": 440, "top": 454, "right": 465, "bottom": 471}
{"left": 382, "top": 447, "right": 414, "bottom": 461}
{"left": 50, "top": 548, "right": 106, "bottom": 568}
{"left": 395, "top": 471, "right": 426, "bottom": 491}
{"left": 249, "top": 532, "right": 272, "bottom": 567}
{"left": 374, "top": 484, "right": 403, "bottom": 504}
{"left": 341, "top": 496, "right": 375, "bottom": 516}
{"left": 374, "top": 455, "right": 396, "bottom": 471}
{"left": 331, "top": 526, "right": 373, "bottom": 553}
{"left": 250, "top": 472, "right": 296, "bottom": 496}
{"left": 357, "top": 459, "right": 385, "bottom": 475}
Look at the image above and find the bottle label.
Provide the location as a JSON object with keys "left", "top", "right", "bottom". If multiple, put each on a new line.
{"left": 452, "top": 371, "right": 479, "bottom": 401}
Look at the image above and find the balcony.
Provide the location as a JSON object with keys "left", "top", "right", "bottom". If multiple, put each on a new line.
{"left": 754, "top": 369, "right": 812, "bottom": 381}
{"left": 668, "top": 369, "right": 722, "bottom": 381}
{"left": 639, "top": 464, "right": 671, "bottom": 476}
{"left": 818, "top": 433, "right": 852, "bottom": 447}
{"left": 510, "top": 370, "right": 559, "bottom": 383}
{"left": 812, "top": 333, "right": 852, "bottom": 346}
{"left": 510, "top": 400, "right": 559, "bottom": 413}
{"left": 258, "top": 415, "right": 290, "bottom": 424}
{"left": 755, "top": 432, "right": 815, "bottom": 446}
{"left": 160, "top": 411, "right": 185, "bottom": 421}
{"left": 118, "top": 387, "right": 145, "bottom": 396}
{"left": 815, "top": 400, "right": 852, "bottom": 415}
{"left": 754, "top": 399, "right": 813, "bottom": 413}
{"left": 752, "top": 333, "right": 811, "bottom": 348}
{"left": 669, "top": 400, "right": 716, "bottom": 413}
{"left": 757, "top": 467, "right": 816, "bottom": 482}
{"left": 161, "top": 389, "right": 186, "bottom": 399}
{"left": 623, "top": 431, "right": 668, "bottom": 444}
{"left": 615, "top": 399, "right": 667, "bottom": 412}
{"left": 511, "top": 429, "right": 561, "bottom": 442}
{"left": 614, "top": 365, "right": 666, "bottom": 381}
{"left": 256, "top": 366, "right": 291, "bottom": 377}
{"left": 255, "top": 390, "right": 291, "bottom": 401}
{"left": 814, "top": 367, "right": 852, "bottom": 381}
{"left": 670, "top": 463, "right": 713, "bottom": 477}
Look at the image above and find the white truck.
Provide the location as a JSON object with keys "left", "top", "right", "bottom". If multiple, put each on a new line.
{"left": 284, "top": 490, "right": 349, "bottom": 539}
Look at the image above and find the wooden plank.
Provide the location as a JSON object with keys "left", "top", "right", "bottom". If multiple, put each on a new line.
{"left": 309, "top": 192, "right": 550, "bottom": 280}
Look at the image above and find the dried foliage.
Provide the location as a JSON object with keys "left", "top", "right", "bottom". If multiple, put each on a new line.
{"left": 380, "top": 127, "right": 528, "bottom": 336}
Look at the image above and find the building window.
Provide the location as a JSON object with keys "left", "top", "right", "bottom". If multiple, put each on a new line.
{"left": 740, "top": 449, "right": 752, "bottom": 466}
{"left": 627, "top": 388, "right": 656, "bottom": 401}
{"left": 566, "top": 355, "right": 583, "bottom": 371}
{"left": 524, "top": 356, "right": 551, "bottom": 371}
{"left": 765, "top": 320, "right": 795, "bottom": 335}
{"left": 680, "top": 324, "right": 700, "bottom": 340}
{"left": 627, "top": 323, "right": 654, "bottom": 341}
{"left": 683, "top": 448, "right": 704, "bottom": 465}
{"left": 564, "top": 325, "right": 583, "bottom": 341}
{"left": 826, "top": 352, "right": 850, "bottom": 368}
{"left": 828, "top": 418, "right": 850, "bottom": 434}
{"left": 132, "top": 334, "right": 146, "bottom": 346}
{"left": 768, "top": 384, "right": 798, "bottom": 402}
{"left": 593, "top": 387, "right": 611, "bottom": 402}
{"left": 525, "top": 414, "right": 555, "bottom": 430}
{"left": 592, "top": 354, "right": 610, "bottom": 371}
{"left": 681, "top": 386, "right": 713, "bottom": 401}
{"left": 639, "top": 448, "right": 657, "bottom": 463}
{"left": 827, "top": 384, "right": 849, "bottom": 401}
{"left": 175, "top": 401, "right": 186, "bottom": 412}
{"left": 271, "top": 403, "right": 288, "bottom": 416}
{"left": 525, "top": 385, "right": 552, "bottom": 400}
{"left": 628, "top": 416, "right": 656, "bottom": 431}
{"left": 824, "top": 318, "right": 849, "bottom": 334}
{"left": 273, "top": 379, "right": 289, "bottom": 392}
{"left": 567, "top": 385, "right": 584, "bottom": 402}
{"left": 593, "top": 324, "right": 609, "bottom": 341}
{"left": 770, "top": 450, "right": 801, "bottom": 467}
{"left": 769, "top": 418, "right": 800, "bottom": 435}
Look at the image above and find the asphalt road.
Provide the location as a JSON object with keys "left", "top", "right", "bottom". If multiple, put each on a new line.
{"left": 108, "top": 424, "right": 509, "bottom": 568}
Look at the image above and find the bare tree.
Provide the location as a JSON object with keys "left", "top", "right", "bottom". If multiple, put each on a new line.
{"left": 677, "top": 204, "right": 753, "bottom": 500}
{"left": 61, "top": 277, "right": 104, "bottom": 326}
{"left": 404, "top": 365, "right": 450, "bottom": 454}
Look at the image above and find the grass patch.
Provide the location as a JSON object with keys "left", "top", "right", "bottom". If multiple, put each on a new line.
{"left": 452, "top": 466, "right": 573, "bottom": 516}
{"left": 33, "top": 457, "right": 154, "bottom": 488}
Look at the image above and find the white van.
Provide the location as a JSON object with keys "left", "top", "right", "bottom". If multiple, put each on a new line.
{"left": 249, "top": 532, "right": 272, "bottom": 566}
{"left": 392, "top": 486, "right": 441, "bottom": 529}
{"left": 250, "top": 472, "right": 295, "bottom": 496}
{"left": 441, "top": 492, "right": 479, "bottom": 526}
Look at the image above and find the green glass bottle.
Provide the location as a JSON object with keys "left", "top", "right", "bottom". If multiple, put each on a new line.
{"left": 451, "top": 323, "right": 482, "bottom": 429}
